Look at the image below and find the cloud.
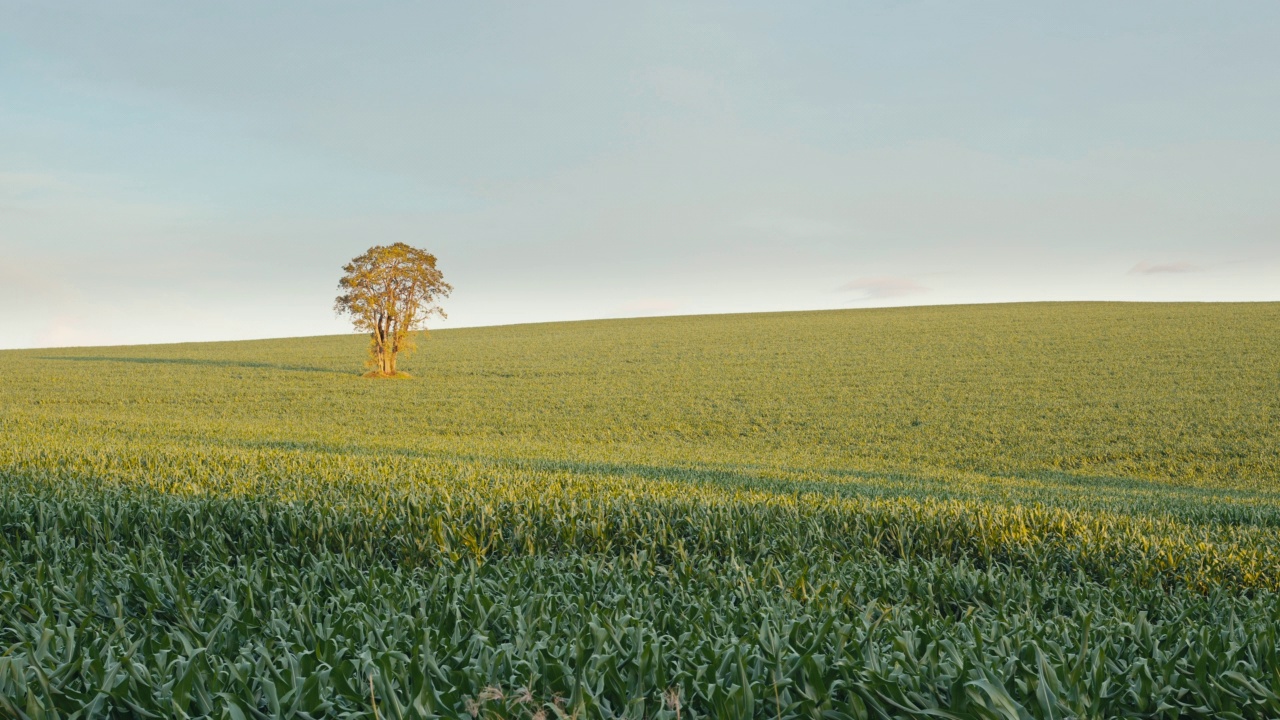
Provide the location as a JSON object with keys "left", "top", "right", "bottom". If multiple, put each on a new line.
{"left": 735, "top": 212, "right": 845, "bottom": 240}
{"left": 34, "top": 315, "right": 115, "bottom": 349}
{"left": 614, "top": 299, "right": 679, "bottom": 316}
{"left": 1130, "top": 261, "right": 1202, "bottom": 275}
{"left": 0, "top": 172, "right": 73, "bottom": 196}
{"left": 643, "top": 65, "right": 722, "bottom": 109}
{"left": 837, "top": 277, "right": 929, "bottom": 299}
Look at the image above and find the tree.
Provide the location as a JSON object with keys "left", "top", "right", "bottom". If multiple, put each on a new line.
{"left": 335, "top": 243, "right": 452, "bottom": 377}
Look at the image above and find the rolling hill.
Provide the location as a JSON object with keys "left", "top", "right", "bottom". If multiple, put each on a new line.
{"left": 2, "top": 302, "right": 1279, "bottom": 718}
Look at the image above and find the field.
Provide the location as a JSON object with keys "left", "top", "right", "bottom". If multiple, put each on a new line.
{"left": 2, "top": 301, "right": 1279, "bottom": 719}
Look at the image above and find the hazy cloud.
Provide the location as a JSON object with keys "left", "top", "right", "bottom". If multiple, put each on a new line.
{"left": 838, "top": 277, "right": 929, "bottom": 300}
{"left": 735, "top": 212, "right": 846, "bottom": 240}
{"left": 614, "top": 299, "right": 680, "bottom": 316}
{"left": 1130, "top": 261, "right": 1203, "bottom": 275}
{"left": 643, "top": 65, "right": 722, "bottom": 109}
{"left": 34, "top": 315, "right": 114, "bottom": 349}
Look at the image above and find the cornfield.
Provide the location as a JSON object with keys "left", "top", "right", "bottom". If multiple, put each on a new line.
{"left": 2, "top": 302, "right": 1278, "bottom": 718}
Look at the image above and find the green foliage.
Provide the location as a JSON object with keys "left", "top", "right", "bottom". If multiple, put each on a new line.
{"left": 1, "top": 302, "right": 1278, "bottom": 718}
{"left": 335, "top": 243, "right": 450, "bottom": 377}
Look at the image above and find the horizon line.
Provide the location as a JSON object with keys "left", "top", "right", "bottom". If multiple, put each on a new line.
{"left": 4, "top": 298, "right": 1277, "bottom": 352}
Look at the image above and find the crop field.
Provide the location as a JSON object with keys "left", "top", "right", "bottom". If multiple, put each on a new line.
{"left": 2, "top": 301, "right": 1280, "bottom": 719}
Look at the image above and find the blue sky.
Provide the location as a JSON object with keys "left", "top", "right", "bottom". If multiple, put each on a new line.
{"left": 2, "top": 1, "right": 1278, "bottom": 348}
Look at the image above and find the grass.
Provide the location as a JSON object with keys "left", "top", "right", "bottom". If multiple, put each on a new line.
{"left": 363, "top": 370, "right": 415, "bottom": 379}
{"left": 2, "top": 301, "right": 1279, "bottom": 718}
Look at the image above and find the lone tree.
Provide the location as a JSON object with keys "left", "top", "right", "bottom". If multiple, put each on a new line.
{"left": 335, "top": 243, "right": 452, "bottom": 377}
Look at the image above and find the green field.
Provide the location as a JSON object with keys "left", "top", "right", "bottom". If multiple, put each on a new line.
{"left": 3, "top": 302, "right": 1279, "bottom": 718}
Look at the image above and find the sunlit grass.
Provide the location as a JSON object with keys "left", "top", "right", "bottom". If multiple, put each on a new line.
{"left": 2, "top": 302, "right": 1279, "bottom": 717}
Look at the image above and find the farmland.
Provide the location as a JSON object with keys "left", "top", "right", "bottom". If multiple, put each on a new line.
{"left": 2, "top": 302, "right": 1279, "bottom": 718}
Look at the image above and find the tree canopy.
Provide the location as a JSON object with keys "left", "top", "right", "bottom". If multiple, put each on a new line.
{"left": 335, "top": 243, "right": 451, "bottom": 377}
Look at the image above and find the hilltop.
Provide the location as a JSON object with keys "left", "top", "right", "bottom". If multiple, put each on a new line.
{"left": 5, "top": 302, "right": 1278, "bottom": 489}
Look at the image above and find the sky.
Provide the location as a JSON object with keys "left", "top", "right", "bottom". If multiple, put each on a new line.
{"left": 2, "top": 1, "right": 1278, "bottom": 349}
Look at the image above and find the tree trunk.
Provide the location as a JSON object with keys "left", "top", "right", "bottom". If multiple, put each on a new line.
{"left": 374, "top": 314, "right": 392, "bottom": 375}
